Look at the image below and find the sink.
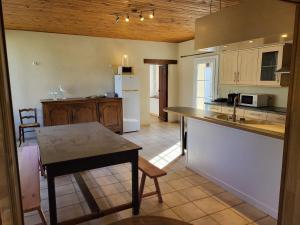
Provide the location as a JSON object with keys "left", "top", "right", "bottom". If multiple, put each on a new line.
{"left": 213, "top": 114, "right": 274, "bottom": 125}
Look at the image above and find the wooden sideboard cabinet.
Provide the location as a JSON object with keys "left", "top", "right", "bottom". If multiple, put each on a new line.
{"left": 41, "top": 97, "right": 123, "bottom": 134}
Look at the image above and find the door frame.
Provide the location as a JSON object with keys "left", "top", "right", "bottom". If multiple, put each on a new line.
{"left": 278, "top": 3, "right": 300, "bottom": 225}
{"left": 145, "top": 58, "right": 178, "bottom": 122}
{"left": 0, "top": 2, "right": 24, "bottom": 225}
{"left": 193, "top": 55, "right": 219, "bottom": 108}
{"left": 158, "top": 64, "right": 168, "bottom": 122}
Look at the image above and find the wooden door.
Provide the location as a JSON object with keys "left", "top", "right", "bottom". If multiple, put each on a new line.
{"left": 159, "top": 65, "right": 168, "bottom": 122}
{"left": 71, "top": 102, "right": 97, "bottom": 124}
{"left": 99, "top": 102, "right": 122, "bottom": 133}
{"left": 45, "top": 104, "right": 71, "bottom": 126}
{"left": 219, "top": 51, "right": 238, "bottom": 85}
{"left": 237, "top": 49, "right": 259, "bottom": 85}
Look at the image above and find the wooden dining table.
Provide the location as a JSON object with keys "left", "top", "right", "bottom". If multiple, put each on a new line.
{"left": 36, "top": 122, "right": 142, "bottom": 225}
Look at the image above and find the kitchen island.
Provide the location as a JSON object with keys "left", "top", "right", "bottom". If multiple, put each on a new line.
{"left": 165, "top": 107, "right": 284, "bottom": 219}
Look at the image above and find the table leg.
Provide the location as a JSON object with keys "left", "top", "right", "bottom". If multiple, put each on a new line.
{"left": 131, "top": 156, "right": 139, "bottom": 215}
{"left": 180, "top": 115, "right": 185, "bottom": 156}
{"left": 47, "top": 175, "right": 58, "bottom": 225}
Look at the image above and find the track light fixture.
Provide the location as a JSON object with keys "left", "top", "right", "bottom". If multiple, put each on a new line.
{"left": 114, "top": 8, "right": 155, "bottom": 24}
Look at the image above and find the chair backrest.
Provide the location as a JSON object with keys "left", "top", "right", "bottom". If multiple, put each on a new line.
{"left": 19, "top": 108, "right": 37, "bottom": 124}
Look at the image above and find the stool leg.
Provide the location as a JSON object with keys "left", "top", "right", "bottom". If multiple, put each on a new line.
{"left": 154, "top": 177, "right": 163, "bottom": 203}
{"left": 37, "top": 207, "right": 47, "bottom": 225}
{"left": 139, "top": 173, "right": 146, "bottom": 204}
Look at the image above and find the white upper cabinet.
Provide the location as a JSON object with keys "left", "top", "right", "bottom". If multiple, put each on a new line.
{"left": 219, "top": 51, "right": 238, "bottom": 85}
{"left": 237, "top": 49, "right": 259, "bottom": 85}
{"left": 219, "top": 44, "right": 286, "bottom": 87}
{"left": 257, "top": 45, "right": 283, "bottom": 86}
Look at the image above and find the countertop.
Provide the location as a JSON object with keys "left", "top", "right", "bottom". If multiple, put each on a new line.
{"left": 41, "top": 97, "right": 121, "bottom": 103}
{"left": 205, "top": 102, "right": 287, "bottom": 115}
{"left": 164, "top": 107, "right": 285, "bottom": 140}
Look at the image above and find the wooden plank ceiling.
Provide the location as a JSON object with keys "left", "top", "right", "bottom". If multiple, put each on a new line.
{"left": 2, "top": 0, "right": 240, "bottom": 43}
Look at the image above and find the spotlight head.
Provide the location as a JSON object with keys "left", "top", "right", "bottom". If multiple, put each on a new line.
{"left": 140, "top": 12, "right": 144, "bottom": 21}
{"left": 149, "top": 10, "right": 154, "bottom": 19}
{"left": 125, "top": 15, "right": 129, "bottom": 22}
{"left": 115, "top": 15, "right": 120, "bottom": 23}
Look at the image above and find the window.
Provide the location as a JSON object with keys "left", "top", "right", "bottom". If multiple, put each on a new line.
{"left": 194, "top": 56, "right": 218, "bottom": 109}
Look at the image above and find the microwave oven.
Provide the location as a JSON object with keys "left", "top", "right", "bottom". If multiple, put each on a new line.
{"left": 118, "top": 66, "right": 133, "bottom": 75}
{"left": 240, "top": 94, "right": 271, "bottom": 107}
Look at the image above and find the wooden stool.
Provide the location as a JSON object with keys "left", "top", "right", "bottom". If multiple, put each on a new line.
{"left": 138, "top": 157, "right": 167, "bottom": 204}
{"left": 18, "top": 145, "right": 47, "bottom": 225}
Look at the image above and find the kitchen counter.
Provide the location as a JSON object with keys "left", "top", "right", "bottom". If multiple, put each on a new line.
{"left": 205, "top": 102, "right": 287, "bottom": 115}
{"left": 164, "top": 107, "right": 285, "bottom": 139}
{"left": 165, "top": 106, "right": 284, "bottom": 218}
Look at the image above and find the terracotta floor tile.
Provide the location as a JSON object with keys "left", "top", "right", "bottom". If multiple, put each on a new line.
{"left": 100, "top": 183, "right": 126, "bottom": 196}
{"left": 95, "top": 175, "right": 119, "bottom": 186}
{"left": 214, "top": 192, "right": 244, "bottom": 207}
{"left": 184, "top": 174, "right": 210, "bottom": 186}
{"left": 179, "top": 187, "right": 208, "bottom": 201}
{"left": 249, "top": 216, "right": 277, "bottom": 225}
{"left": 172, "top": 202, "right": 206, "bottom": 222}
{"left": 57, "top": 204, "right": 84, "bottom": 222}
{"left": 211, "top": 209, "right": 249, "bottom": 225}
{"left": 199, "top": 182, "right": 225, "bottom": 196}
{"left": 193, "top": 197, "right": 227, "bottom": 214}
{"left": 191, "top": 216, "right": 220, "bottom": 225}
{"left": 141, "top": 196, "right": 169, "bottom": 214}
{"left": 168, "top": 178, "right": 194, "bottom": 191}
{"left": 162, "top": 191, "right": 189, "bottom": 207}
{"left": 233, "top": 203, "right": 267, "bottom": 222}
{"left": 151, "top": 209, "right": 181, "bottom": 220}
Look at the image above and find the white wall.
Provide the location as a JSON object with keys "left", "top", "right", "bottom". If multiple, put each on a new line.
{"left": 178, "top": 39, "right": 289, "bottom": 108}
{"left": 5, "top": 30, "right": 178, "bottom": 131}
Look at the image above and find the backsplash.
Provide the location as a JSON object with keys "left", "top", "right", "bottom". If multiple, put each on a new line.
{"left": 219, "top": 85, "right": 289, "bottom": 108}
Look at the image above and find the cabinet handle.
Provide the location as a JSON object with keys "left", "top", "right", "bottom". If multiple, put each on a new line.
{"left": 234, "top": 72, "right": 236, "bottom": 82}
{"left": 237, "top": 72, "right": 240, "bottom": 82}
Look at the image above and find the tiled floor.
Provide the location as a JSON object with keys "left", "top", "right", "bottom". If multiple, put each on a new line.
{"left": 23, "top": 117, "right": 277, "bottom": 225}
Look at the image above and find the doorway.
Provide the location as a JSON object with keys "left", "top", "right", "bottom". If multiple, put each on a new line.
{"left": 149, "top": 64, "right": 168, "bottom": 122}
{"left": 194, "top": 56, "right": 219, "bottom": 110}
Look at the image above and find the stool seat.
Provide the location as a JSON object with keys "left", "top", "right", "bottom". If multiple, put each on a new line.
{"left": 139, "top": 157, "right": 167, "bottom": 178}
{"left": 20, "top": 122, "right": 40, "bottom": 128}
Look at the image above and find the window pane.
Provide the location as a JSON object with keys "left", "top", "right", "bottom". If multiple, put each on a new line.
{"left": 197, "top": 64, "right": 206, "bottom": 80}
{"left": 196, "top": 81, "right": 205, "bottom": 98}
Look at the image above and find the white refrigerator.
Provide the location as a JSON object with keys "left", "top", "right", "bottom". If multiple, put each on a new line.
{"left": 114, "top": 75, "right": 140, "bottom": 133}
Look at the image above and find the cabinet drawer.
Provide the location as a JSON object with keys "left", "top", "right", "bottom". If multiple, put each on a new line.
{"left": 206, "top": 105, "right": 222, "bottom": 113}
{"left": 267, "top": 113, "right": 286, "bottom": 124}
{"left": 221, "top": 107, "right": 245, "bottom": 116}
{"left": 244, "top": 110, "right": 267, "bottom": 120}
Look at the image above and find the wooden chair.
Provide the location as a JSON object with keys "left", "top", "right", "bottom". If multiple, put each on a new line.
{"left": 18, "top": 145, "right": 47, "bottom": 225}
{"left": 138, "top": 157, "right": 167, "bottom": 204}
{"left": 18, "top": 108, "right": 40, "bottom": 146}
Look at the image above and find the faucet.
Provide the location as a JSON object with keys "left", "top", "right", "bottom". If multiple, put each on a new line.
{"left": 232, "top": 96, "right": 239, "bottom": 122}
